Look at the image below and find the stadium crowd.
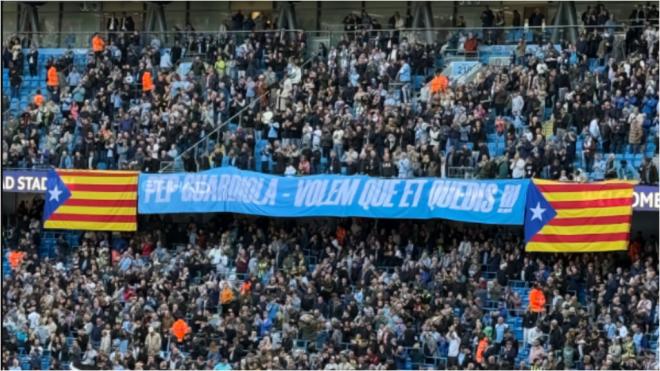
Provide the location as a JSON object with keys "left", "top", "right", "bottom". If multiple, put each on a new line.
{"left": 1, "top": 4, "right": 660, "bottom": 371}
{"left": 1, "top": 5, "right": 659, "bottom": 184}
{"left": 1, "top": 207, "right": 659, "bottom": 370}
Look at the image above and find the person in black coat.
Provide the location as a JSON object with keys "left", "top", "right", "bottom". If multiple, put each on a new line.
{"left": 27, "top": 46, "right": 38, "bottom": 76}
{"left": 9, "top": 68, "right": 21, "bottom": 99}
{"left": 171, "top": 41, "right": 182, "bottom": 66}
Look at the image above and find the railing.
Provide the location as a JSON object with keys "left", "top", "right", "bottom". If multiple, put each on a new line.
{"left": 448, "top": 166, "right": 476, "bottom": 179}
{"left": 313, "top": 22, "right": 655, "bottom": 47}
{"left": 2, "top": 28, "right": 306, "bottom": 50}
{"left": 3, "top": 21, "right": 656, "bottom": 49}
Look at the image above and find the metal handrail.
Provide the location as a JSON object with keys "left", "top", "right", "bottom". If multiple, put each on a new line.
{"left": 1, "top": 166, "right": 51, "bottom": 171}
{"left": 2, "top": 28, "right": 307, "bottom": 49}
{"left": 3, "top": 21, "right": 655, "bottom": 48}
{"left": 3, "top": 21, "right": 655, "bottom": 36}
{"left": 159, "top": 56, "right": 316, "bottom": 173}
{"left": 3, "top": 29, "right": 305, "bottom": 35}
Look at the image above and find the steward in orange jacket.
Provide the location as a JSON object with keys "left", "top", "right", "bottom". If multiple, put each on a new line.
{"left": 429, "top": 73, "right": 449, "bottom": 94}
{"left": 170, "top": 319, "right": 190, "bottom": 342}
{"left": 47, "top": 65, "right": 59, "bottom": 87}
{"left": 475, "top": 335, "right": 489, "bottom": 364}
{"left": 92, "top": 34, "right": 106, "bottom": 54}
{"left": 528, "top": 283, "right": 547, "bottom": 313}
{"left": 142, "top": 70, "right": 154, "bottom": 92}
{"left": 33, "top": 90, "right": 44, "bottom": 107}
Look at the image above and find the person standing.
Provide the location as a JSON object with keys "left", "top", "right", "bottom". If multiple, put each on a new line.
{"left": 91, "top": 33, "right": 106, "bottom": 61}
{"left": 27, "top": 45, "right": 38, "bottom": 76}
{"left": 46, "top": 63, "right": 58, "bottom": 98}
{"left": 9, "top": 68, "right": 21, "bottom": 99}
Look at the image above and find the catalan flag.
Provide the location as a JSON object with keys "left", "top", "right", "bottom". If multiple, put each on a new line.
{"left": 43, "top": 169, "right": 138, "bottom": 232}
{"left": 524, "top": 179, "right": 635, "bottom": 253}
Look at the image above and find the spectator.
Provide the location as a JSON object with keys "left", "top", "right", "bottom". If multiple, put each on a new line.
{"left": 528, "top": 282, "right": 546, "bottom": 313}
{"left": 639, "top": 157, "right": 659, "bottom": 185}
{"left": 27, "top": 45, "right": 38, "bottom": 77}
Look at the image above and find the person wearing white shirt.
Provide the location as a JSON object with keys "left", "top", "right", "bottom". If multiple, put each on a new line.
{"left": 81, "top": 343, "right": 98, "bottom": 366}
{"left": 28, "top": 310, "right": 41, "bottom": 330}
{"left": 511, "top": 92, "right": 524, "bottom": 118}
{"left": 511, "top": 154, "right": 526, "bottom": 179}
{"left": 447, "top": 327, "right": 461, "bottom": 366}
{"left": 160, "top": 50, "right": 172, "bottom": 71}
{"left": 312, "top": 126, "right": 322, "bottom": 151}
{"left": 286, "top": 62, "right": 301, "bottom": 85}
{"left": 589, "top": 118, "right": 601, "bottom": 141}
{"left": 208, "top": 245, "right": 224, "bottom": 265}
{"left": 332, "top": 128, "right": 344, "bottom": 159}
{"left": 527, "top": 324, "right": 544, "bottom": 346}
{"left": 458, "top": 240, "right": 472, "bottom": 260}
{"left": 284, "top": 164, "right": 297, "bottom": 176}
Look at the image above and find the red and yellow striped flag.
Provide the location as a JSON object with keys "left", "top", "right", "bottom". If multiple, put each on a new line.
{"left": 43, "top": 169, "right": 138, "bottom": 232}
{"left": 525, "top": 179, "right": 636, "bottom": 253}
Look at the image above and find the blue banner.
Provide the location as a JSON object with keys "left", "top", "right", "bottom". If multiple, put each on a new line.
{"left": 138, "top": 167, "right": 529, "bottom": 225}
{"left": 2, "top": 170, "right": 49, "bottom": 193}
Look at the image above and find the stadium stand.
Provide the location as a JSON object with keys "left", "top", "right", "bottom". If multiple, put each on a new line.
{"left": 1, "top": 2, "right": 659, "bottom": 370}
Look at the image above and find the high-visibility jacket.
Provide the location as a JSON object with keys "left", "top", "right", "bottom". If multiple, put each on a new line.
{"left": 170, "top": 319, "right": 189, "bottom": 342}
{"left": 92, "top": 35, "right": 106, "bottom": 53}
{"left": 240, "top": 281, "right": 252, "bottom": 296}
{"left": 47, "top": 66, "right": 59, "bottom": 87}
{"left": 476, "top": 338, "right": 488, "bottom": 364}
{"left": 429, "top": 75, "right": 449, "bottom": 94}
{"left": 220, "top": 287, "right": 234, "bottom": 304}
{"left": 8, "top": 251, "right": 25, "bottom": 269}
{"left": 529, "top": 288, "right": 547, "bottom": 313}
{"left": 142, "top": 71, "right": 154, "bottom": 92}
{"left": 214, "top": 59, "right": 226, "bottom": 74}
{"left": 33, "top": 94, "right": 44, "bottom": 107}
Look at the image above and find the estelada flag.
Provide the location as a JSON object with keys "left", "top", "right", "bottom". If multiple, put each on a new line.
{"left": 43, "top": 169, "right": 139, "bottom": 232}
{"left": 524, "top": 179, "right": 635, "bottom": 253}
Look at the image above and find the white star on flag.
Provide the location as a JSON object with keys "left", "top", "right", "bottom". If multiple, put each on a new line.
{"left": 48, "top": 185, "right": 62, "bottom": 202}
{"left": 530, "top": 202, "right": 546, "bottom": 221}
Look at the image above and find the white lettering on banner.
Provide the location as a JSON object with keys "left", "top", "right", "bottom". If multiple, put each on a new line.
{"left": 632, "top": 191, "right": 660, "bottom": 210}
{"left": 3, "top": 176, "right": 14, "bottom": 191}
{"left": 294, "top": 179, "right": 361, "bottom": 207}
{"left": 357, "top": 179, "right": 402, "bottom": 210}
{"left": 259, "top": 179, "right": 277, "bottom": 206}
{"left": 2, "top": 176, "right": 47, "bottom": 192}
{"left": 143, "top": 178, "right": 176, "bottom": 203}
{"left": 497, "top": 184, "right": 521, "bottom": 213}
{"left": 18, "top": 176, "right": 45, "bottom": 191}
{"left": 146, "top": 174, "right": 278, "bottom": 206}
{"left": 143, "top": 179, "right": 156, "bottom": 203}
{"left": 399, "top": 180, "right": 427, "bottom": 207}
{"left": 428, "top": 181, "right": 498, "bottom": 212}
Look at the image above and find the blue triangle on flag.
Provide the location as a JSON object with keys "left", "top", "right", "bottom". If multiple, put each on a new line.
{"left": 524, "top": 182, "right": 557, "bottom": 243}
{"left": 42, "top": 169, "right": 71, "bottom": 222}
